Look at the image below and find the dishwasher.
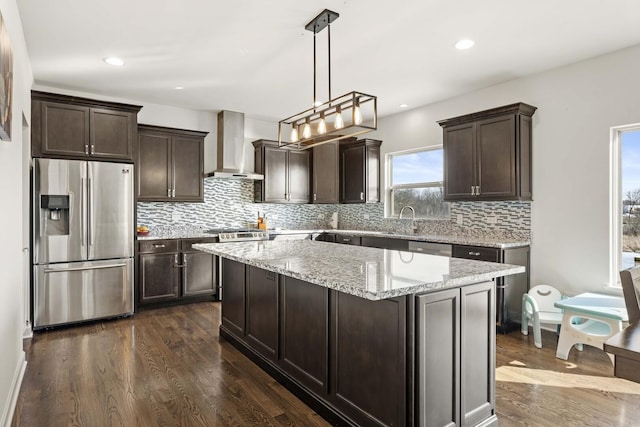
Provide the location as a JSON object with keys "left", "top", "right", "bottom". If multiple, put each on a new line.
{"left": 406, "top": 241, "right": 452, "bottom": 256}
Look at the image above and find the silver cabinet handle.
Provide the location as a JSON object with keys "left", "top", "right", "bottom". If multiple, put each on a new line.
{"left": 313, "top": 193, "right": 317, "bottom": 201}
{"left": 173, "top": 253, "right": 187, "bottom": 268}
{"left": 476, "top": 185, "right": 480, "bottom": 195}
{"left": 415, "top": 248, "right": 424, "bottom": 252}
{"left": 168, "top": 188, "right": 171, "bottom": 197}
{"left": 172, "top": 189, "right": 176, "bottom": 197}
{"left": 44, "top": 263, "right": 127, "bottom": 273}
{"left": 471, "top": 185, "right": 475, "bottom": 196}
{"left": 84, "top": 144, "right": 89, "bottom": 155}
{"left": 90, "top": 144, "right": 95, "bottom": 155}
{"left": 360, "top": 192, "right": 364, "bottom": 200}
{"left": 153, "top": 243, "right": 166, "bottom": 248}
{"left": 342, "top": 238, "right": 351, "bottom": 242}
{"left": 183, "top": 253, "right": 188, "bottom": 267}
{"left": 469, "top": 251, "right": 481, "bottom": 256}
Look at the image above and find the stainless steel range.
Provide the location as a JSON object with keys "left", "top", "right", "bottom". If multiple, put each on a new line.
{"left": 205, "top": 228, "right": 269, "bottom": 301}
{"left": 206, "top": 228, "right": 269, "bottom": 242}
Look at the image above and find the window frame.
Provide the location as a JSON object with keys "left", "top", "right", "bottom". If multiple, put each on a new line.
{"left": 385, "top": 145, "right": 449, "bottom": 219}
{"left": 610, "top": 123, "right": 640, "bottom": 288}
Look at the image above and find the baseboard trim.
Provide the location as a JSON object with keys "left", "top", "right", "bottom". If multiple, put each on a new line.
{"left": 1, "top": 351, "right": 26, "bottom": 427}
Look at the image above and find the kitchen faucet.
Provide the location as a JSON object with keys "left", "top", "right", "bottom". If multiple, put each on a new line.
{"left": 398, "top": 206, "right": 418, "bottom": 233}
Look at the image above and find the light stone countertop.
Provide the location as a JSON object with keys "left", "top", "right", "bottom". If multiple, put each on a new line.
{"left": 138, "top": 228, "right": 529, "bottom": 249}
{"left": 193, "top": 240, "right": 525, "bottom": 300}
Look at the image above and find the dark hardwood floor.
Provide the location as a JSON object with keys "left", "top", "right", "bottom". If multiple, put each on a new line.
{"left": 12, "top": 302, "right": 640, "bottom": 426}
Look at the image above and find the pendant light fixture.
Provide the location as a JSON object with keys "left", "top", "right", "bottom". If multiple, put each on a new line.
{"left": 278, "top": 9, "right": 377, "bottom": 149}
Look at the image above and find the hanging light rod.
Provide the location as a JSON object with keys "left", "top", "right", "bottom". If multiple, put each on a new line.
{"left": 278, "top": 9, "right": 377, "bottom": 150}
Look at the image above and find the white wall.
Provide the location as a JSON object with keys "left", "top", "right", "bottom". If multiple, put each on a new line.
{"left": 370, "top": 44, "right": 640, "bottom": 296}
{"left": 0, "top": 0, "right": 32, "bottom": 425}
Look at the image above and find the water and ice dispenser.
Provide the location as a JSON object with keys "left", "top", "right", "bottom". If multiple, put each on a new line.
{"left": 40, "top": 194, "right": 70, "bottom": 235}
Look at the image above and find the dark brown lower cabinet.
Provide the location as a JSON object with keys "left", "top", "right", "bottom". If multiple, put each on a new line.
{"left": 219, "top": 261, "right": 496, "bottom": 427}
{"left": 220, "top": 258, "right": 245, "bottom": 337}
{"left": 417, "top": 281, "right": 496, "bottom": 427}
{"left": 137, "top": 238, "right": 216, "bottom": 309}
{"left": 280, "top": 276, "right": 329, "bottom": 395}
{"left": 330, "top": 292, "right": 407, "bottom": 427}
{"left": 245, "top": 266, "right": 279, "bottom": 360}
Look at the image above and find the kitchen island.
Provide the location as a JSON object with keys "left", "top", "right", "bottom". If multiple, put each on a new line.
{"left": 194, "top": 240, "right": 525, "bottom": 427}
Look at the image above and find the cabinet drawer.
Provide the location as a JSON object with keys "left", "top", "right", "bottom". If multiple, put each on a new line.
{"left": 138, "top": 239, "right": 179, "bottom": 254}
{"left": 180, "top": 237, "right": 218, "bottom": 251}
{"left": 452, "top": 245, "right": 500, "bottom": 262}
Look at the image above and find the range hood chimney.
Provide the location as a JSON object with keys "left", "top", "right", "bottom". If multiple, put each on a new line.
{"left": 206, "top": 110, "right": 264, "bottom": 180}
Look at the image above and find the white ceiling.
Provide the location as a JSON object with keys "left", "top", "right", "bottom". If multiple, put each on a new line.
{"left": 17, "top": 0, "right": 640, "bottom": 121}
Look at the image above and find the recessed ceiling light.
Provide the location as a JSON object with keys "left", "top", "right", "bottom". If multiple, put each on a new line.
{"left": 399, "top": 104, "right": 408, "bottom": 108}
{"left": 175, "top": 86, "right": 185, "bottom": 90}
{"left": 455, "top": 39, "right": 475, "bottom": 50}
{"left": 103, "top": 57, "right": 125, "bottom": 66}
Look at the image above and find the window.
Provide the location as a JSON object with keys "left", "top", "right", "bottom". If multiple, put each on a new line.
{"left": 611, "top": 125, "right": 640, "bottom": 286}
{"left": 387, "top": 147, "right": 449, "bottom": 218}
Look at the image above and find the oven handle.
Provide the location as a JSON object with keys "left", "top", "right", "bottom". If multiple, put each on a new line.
{"left": 44, "top": 263, "right": 127, "bottom": 273}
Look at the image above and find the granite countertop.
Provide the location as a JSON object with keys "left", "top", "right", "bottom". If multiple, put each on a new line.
{"left": 193, "top": 240, "right": 525, "bottom": 300}
{"left": 138, "top": 228, "right": 529, "bottom": 249}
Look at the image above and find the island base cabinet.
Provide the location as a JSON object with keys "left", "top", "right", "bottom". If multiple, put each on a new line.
{"left": 330, "top": 293, "right": 407, "bottom": 427}
{"left": 245, "top": 266, "right": 279, "bottom": 360}
{"left": 220, "top": 259, "right": 246, "bottom": 338}
{"left": 417, "top": 281, "right": 497, "bottom": 427}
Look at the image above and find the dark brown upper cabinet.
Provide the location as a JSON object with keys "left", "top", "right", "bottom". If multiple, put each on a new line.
{"left": 31, "top": 91, "right": 141, "bottom": 162}
{"left": 253, "top": 139, "right": 310, "bottom": 203}
{"left": 137, "top": 124, "right": 207, "bottom": 202}
{"left": 438, "top": 102, "right": 536, "bottom": 201}
{"left": 312, "top": 141, "right": 339, "bottom": 204}
{"left": 339, "top": 138, "right": 381, "bottom": 203}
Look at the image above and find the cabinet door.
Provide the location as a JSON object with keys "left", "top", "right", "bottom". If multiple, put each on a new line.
{"left": 476, "top": 115, "right": 516, "bottom": 199}
{"left": 137, "top": 131, "right": 171, "bottom": 200}
{"left": 340, "top": 144, "right": 365, "bottom": 203}
{"left": 221, "top": 259, "right": 246, "bottom": 337}
{"left": 312, "top": 142, "right": 339, "bottom": 203}
{"left": 172, "top": 135, "right": 204, "bottom": 202}
{"left": 182, "top": 251, "right": 216, "bottom": 297}
{"left": 279, "top": 276, "right": 329, "bottom": 395}
{"left": 263, "top": 146, "right": 288, "bottom": 202}
{"left": 443, "top": 122, "right": 476, "bottom": 200}
{"left": 90, "top": 108, "right": 135, "bottom": 161}
{"left": 330, "top": 292, "right": 407, "bottom": 426}
{"left": 417, "top": 288, "right": 460, "bottom": 427}
{"left": 287, "top": 149, "right": 311, "bottom": 203}
{"left": 246, "top": 266, "right": 279, "bottom": 360}
{"left": 460, "top": 281, "right": 495, "bottom": 427}
{"left": 365, "top": 143, "right": 380, "bottom": 202}
{"left": 139, "top": 253, "right": 180, "bottom": 303}
{"left": 38, "top": 101, "right": 90, "bottom": 157}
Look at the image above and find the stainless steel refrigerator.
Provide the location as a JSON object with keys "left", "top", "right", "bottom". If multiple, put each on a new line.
{"left": 32, "top": 158, "right": 134, "bottom": 329}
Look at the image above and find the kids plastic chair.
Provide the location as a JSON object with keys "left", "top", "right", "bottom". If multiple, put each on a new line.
{"left": 521, "top": 284, "right": 564, "bottom": 348}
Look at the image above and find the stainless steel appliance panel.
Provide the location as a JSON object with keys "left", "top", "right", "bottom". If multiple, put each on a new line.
{"left": 33, "top": 258, "right": 133, "bottom": 329}
{"left": 87, "top": 162, "right": 134, "bottom": 260}
{"left": 33, "top": 158, "right": 86, "bottom": 264}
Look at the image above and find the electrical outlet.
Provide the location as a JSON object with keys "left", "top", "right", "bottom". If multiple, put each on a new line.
{"left": 456, "top": 214, "right": 463, "bottom": 225}
{"left": 364, "top": 213, "right": 370, "bottom": 220}
{"left": 171, "top": 212, "right": 182, "bottom": 222}
{"left": 486, "top": 215, "right": 497, "bottom": 225}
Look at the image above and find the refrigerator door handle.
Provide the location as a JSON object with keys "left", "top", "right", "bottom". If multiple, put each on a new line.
{"left": 88, "top": 176, "right": 94, "bottom": 247}
{"left": 44, "top": 263, "right": 128, "bottom": 273}
{"left": 81, "top": 176, "right": 88, "bottom": 248}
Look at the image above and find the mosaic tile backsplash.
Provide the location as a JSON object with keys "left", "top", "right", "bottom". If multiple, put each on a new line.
{"left": 137, "top": 178, "right": 531, "bottom": 240}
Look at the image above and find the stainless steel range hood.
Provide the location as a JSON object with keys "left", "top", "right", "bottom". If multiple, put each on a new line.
{"left": 205, "top": 110, "right": 264, "bottom": 180}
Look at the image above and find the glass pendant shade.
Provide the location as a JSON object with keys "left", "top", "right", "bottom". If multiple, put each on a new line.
{"left": 302, "top": 120, "right": 312, "bottom": 139}
{"left": 353, "top": 103, "right": 363, "bottom": 125}
{"left": 318, "top": 114, "right": 327, "bottom": 134}
{"left": 334, "top": 107, "right": 344, "bottom": 129}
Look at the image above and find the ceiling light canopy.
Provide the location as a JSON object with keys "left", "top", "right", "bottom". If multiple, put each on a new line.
{"left": 103, "top": 57, "right": 125, "bottom": 66}
{"left": 455, "top": 39, "right": 475, "bottom": 50}
{"left": 278, "top": 9, "right": 377, "bottom": 149}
